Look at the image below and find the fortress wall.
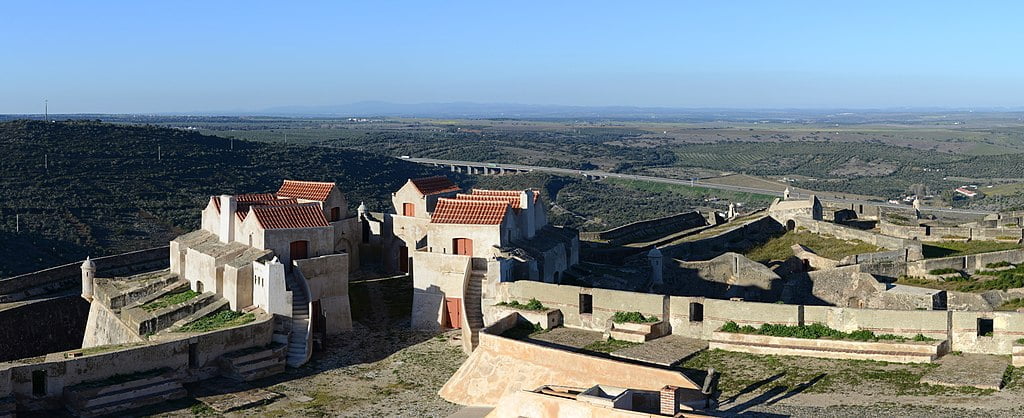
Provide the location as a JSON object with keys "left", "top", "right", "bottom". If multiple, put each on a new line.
{"left": 0, "top": 246, "right": 169, "bottom": 302}
{"left": 931, "top": 226, "right": 971, "bottom": 240}
{"left": 502, "top": 280, "right": 1024, "bottom": 355}
{"left": 500, "top": 281, "right": 664, "bottom": 331}
{"left": 0, "top": 295, "right": 91, "bottom": 363}
{"left": 906, "top": 248, "right": 1024, "bottom": 276}
{"left": 973, "top": 227, "right": 1024, "bottom": 241}
{"left": 662, "top": 215, "right": 782, "bottom": 260}
{"left": 668, "top": 297, "right": 801, "bottom": 340}
{"left": 0, "top": 314, "right": 273, "bottom": 402}
{"left": 579, "top": 211, "right": 707, "bottom": 243}
{"left": 439, "top": 312, "right": 699, "bottom": 407}
{"left": 82, "top": 300, "right": 145, "bottom": 348}
{"left": 879, "top": 223, "right": 929, "bottom": 240}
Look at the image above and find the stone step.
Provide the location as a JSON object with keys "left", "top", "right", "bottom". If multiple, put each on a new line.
{"left": 609, "top": 328, "right": 651, "bottom": 344}
{"left": 78, "top": 387, "right": 187, "bottom": 418}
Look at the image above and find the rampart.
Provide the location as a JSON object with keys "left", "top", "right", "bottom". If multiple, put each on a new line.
{"left": 879, "top": 221, "right": 1024, "bottom": 242}
{"left": 0, "top": 313, "right": 273, "bottom": 407}
{"left": 579, "top": 212, "right": 707, "bottom": 244}
{"left": 906, "top": 248, "right": 1024, "bottom": 277}
{"left": 0, "top": 247, "right": 169, "bottom": 302}
{"left": 0, "top": 295, "right": 91, "bottom": 362}
{"left": 660, "top": 215, "right": 782, "bottom": 260}
{"left": 438, "top": 311, "right": 700, "bottom": 407}
{"left": 495, "top": 280, "right": 1024, "bottom": 355}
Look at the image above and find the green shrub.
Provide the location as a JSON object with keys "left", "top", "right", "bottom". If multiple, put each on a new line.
{"left": 986, "top": 261, "right": 1012, "bottom": 269}
{"left": 141, "top": 290, "right": 198, "bottom": 312}
{"left": 718, "top": 321, "right": 934, "bottom": 342}
{"left": 177, "top": 311, "right": 254, "bottom": 333}
{"left": 928, "top": 268, "right": 959, "bottom": 275}
{"left": 496, "top": 298, "right": 546, "bottom": 311}
{"left": 612, "top": 311, "right": 659, "bottom": 324}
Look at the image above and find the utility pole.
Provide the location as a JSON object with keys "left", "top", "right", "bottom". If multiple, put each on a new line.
{"left": 44, "top": 154, "right": 48, "bottom": 170}
{"left": 16, "top": 214, "right": 20, "bottom": 232}
{"left": 44, "top": 99, "right": 48, "bottom": 121}
{"left": 158, "top": 146, "right": 162, "bottom": 162}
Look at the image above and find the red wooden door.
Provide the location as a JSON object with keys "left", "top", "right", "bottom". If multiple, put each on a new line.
{"left": 445, "top": 297, "right": 462, "bottom": 329}
{"left": 403, "top": 203, "right": 415, "bottom": 217}
{"left": 453, "top": 238, "right": 473, "bottom": 256}
{"left": 290, "top": 240, "right": 309, "bottom": 260}
{"left": 399, "top": 246, "right": 409, "bottom": 273}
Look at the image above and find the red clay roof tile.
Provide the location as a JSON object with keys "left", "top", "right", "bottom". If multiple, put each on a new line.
{"left": 251, "top": 203, "right": 330, "bottom": 229}
{"left": 409, "top": 176, "right": 460, "bottom": 196}
{"left": 430, "top": 198, "right": 509, "bottom": 225}
{"left": 277, "top": 180, "right": 336, "bottom": 202}
{"left": 454, "top": 193, "right": 522, "bottom": 209}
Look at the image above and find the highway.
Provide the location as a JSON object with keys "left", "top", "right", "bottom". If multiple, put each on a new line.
{"left": 405, "top": 157, "right": 995, "bottom": 216}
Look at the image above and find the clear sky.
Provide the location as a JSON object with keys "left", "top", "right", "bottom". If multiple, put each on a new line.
{"left": 2, "top": 1, "right": 1023, "bottom": 113}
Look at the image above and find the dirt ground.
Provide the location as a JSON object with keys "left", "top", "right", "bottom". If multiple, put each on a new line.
{"left": 145, "top": 325, "right": 467, "bottom": 418}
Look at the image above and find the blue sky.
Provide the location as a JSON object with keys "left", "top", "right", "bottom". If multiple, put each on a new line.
{"left": 2, "top": 1, "right": 1023, "bottom": 113}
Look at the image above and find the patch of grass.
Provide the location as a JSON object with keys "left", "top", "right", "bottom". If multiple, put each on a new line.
{"left": 998, "top": 298, "right": 1024, "bottom": 311}
{"left": 922, "top": 241, "right": 1023, "bottom": 259}
{"left": 496, "top": 298, "right": 545, "bottom": 311}
{"left": 582, "top": 337, "right": 640, "bottom": 353}
{"left": 743, "top": 230, "right": 883, "bottom": 263}
{"left": 1017, "top": 338, "right": 1024, "bottom": 345}
{"left": 78, "top": 343, "right": 144, "bottom": 356}
{"left": 141, "top": 289, "right": 199, "bottom": 311}
{"left": 611, "top": 311, "right": 659, "bottom": 324}
{"left": 176, "top": 310, "right": 255, "bottom": 333}
{"left": 928, "top": 268, "right": 960, "bottom": 275}
{"left": 720, "top": 321, "right": 934, "bottom": 342}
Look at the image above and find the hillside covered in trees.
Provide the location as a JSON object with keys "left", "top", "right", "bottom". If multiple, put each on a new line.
{"left": 0, "top": 120, "right": 444, "bottom": 277}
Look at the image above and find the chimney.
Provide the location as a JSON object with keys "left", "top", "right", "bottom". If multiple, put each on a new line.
{"left": 219, "top": 194, "right": 237, "bottom": 243}
{"left": 659, "top": 385, "right": 683, "bottom": 416}
{"left": 521, "top": 190, "right": 536, "bottom": 238}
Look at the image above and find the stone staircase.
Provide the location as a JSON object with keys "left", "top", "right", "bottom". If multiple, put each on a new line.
{"left": 285, "top": 271, "right": 311, "bottom": 367}
{"left": 64, "top": 370, "right": 185, "bottom": 417}
{"left": 465, "top": 269, "right": 486, "bottom": 349}
{"left": 219, "top": 343, "right": 287, "bottom": 382}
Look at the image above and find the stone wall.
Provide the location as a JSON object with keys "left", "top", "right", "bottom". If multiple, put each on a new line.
{"left": 578, "top": 211, "right": 707, "bottom": 244}
{"left": 880, "top": 221, "right": 1024, "bottom": 243}
{"left": 0, "top": 313, "right": 273, "bottom": 404}
{"left": 0, "top": 247, "right": 169, "bottom": 302}
{"left": 906, "top": 248, "right": 1024, "bottom": 277}
{"left": 438, "top": 312, "right": 699, "bottom": 407}
{"left": 498, "top": 280, "right": 1024, "bottom": 355}
{"left": 0, "top": 295, "right": 91, "bottom": 362}
{"left": 661, "top": 215, "right": 783, "bottom": 261}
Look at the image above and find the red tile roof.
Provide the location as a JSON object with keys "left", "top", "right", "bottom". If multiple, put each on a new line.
{"left": 277, "top": 180, "right": 336, "bottom": 202}
{"left": 470, "top": 188, "right": 540, "bottom": 203}
{"left": 236, "top": 193, "right": 277, "bottom": 202}
{"left": 454, "top": 193, "right": 522, "bottom": 209}
{"left": 409, "top": 176, "right": 460, "bottom": 196}
{"left": 237, "top": 198, "right": 298, "bottom": 220}
{"left": 251, "top": 203, "right": 330, "bottom": 229}
{"left": 430, "top": 198, "right": 509, "bottom": 225}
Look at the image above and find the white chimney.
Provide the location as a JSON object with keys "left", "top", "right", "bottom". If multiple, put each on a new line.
{"left": 219, "top": 194, "right": 237, "bottom": 243}
{"left": 521, "top": 190, "right": 536, "bottom": 238}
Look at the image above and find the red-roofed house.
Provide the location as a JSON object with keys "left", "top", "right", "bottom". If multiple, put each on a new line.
{"left": 407, "top": 187, "right": 578, "bottom": 352}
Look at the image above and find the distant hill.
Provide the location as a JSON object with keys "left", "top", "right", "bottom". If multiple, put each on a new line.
{"left": 0, "top": 120, "right": 445, "bottom": 277}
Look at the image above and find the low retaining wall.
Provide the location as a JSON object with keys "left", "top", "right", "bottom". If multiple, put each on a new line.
{"left": 0, "top": 313, "right": 273, "bottom": 406}
{"left": 1014, "top": 344, "right": 1024, "bottom": 367}
{"left": 795, "top": 219, "right": 923, "bottom": 261}
{"left": 709, "top": 331, "right": 947, "bottom": 363}
{"left": 0, "top": 247, "right": 169, "bottom": 302}
{"left": 499, "top": 280, "right": 1024, "bottom": 356}
{"left": 439, "top": 312, "right": 700, "bottom": 407}
{"left": 880, "top": 221, "right": 1024, "bottom": 242}
{"left": 907, "top": 248, "right": 1024, "bottom": 276}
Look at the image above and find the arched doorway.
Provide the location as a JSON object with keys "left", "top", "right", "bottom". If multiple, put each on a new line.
{"left": 196, "top": 281, "right": 204, "bottom": 293}
{"left": 786, "top": 219, "right": 796, "bottom": 231}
